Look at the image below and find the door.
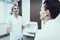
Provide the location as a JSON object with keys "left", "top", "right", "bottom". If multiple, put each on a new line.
{"left": 30, "top": 0, "right": 42, "bottom": 29}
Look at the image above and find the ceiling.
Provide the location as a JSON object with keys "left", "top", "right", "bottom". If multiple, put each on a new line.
{"left": 0, "top": 0, "right": 20, "bottom": 3}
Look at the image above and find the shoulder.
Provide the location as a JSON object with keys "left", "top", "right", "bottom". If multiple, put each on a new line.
{"left": 18, "top": 15, "right": 23, "bottom": 20}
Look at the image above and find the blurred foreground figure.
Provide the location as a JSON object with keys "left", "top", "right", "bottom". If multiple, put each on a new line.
{"left": 34, "top": 0, "right": 60, "bottom": 40}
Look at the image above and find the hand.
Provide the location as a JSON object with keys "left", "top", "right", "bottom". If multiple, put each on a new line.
{"left": 22, "top": 24, "right": 30, "bottom": 28}
{"left": 6, "top": 27, "right": 11, "bottom": 33}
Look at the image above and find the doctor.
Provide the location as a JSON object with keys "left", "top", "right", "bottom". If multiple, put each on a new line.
{"left": 34, "top": 0, "right": 60, "bottom": 40}
{"left": 6, "top": 4, "right": 28, "bottom": 40}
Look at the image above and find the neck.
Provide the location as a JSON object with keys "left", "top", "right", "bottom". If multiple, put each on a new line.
{"left": 43, "top": 16, "right": 51, "bottom": 24}
{"left": 14, "top": 14, "right": 18, "bottom": 19}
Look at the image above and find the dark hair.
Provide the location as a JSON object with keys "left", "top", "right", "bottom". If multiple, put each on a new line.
{"left": 12, "top": 4, "right": 19, "bottom": 12}
{"left": 43, "top": 0, "right": 60, "bottom": 19}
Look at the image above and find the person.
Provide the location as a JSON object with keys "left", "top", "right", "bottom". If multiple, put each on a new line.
{"left": 34, "top": 0, "right": 60, "bottom": 40}
{"left": 6, "top": 4, "right": 28, "bottom": 40}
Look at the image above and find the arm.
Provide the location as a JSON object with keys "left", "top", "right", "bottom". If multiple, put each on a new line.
{"left": 6, "top": 16, "right": 12, "bottom": 33}
{"left": 22, "top": 24, "right": 30, "bottom": 28}
{"left": 6, "top": 27, "right": 11, "bottom": 33}
{"left": 21, "top": 17, "right": 30, "bottom": 28}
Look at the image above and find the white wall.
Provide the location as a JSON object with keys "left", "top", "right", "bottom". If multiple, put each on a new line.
{"left": 22, "top": 0, "right": 30, "bottom": 24}
{"left": 4, "top": 2, "right": 13, "bottom": 22}
{"left": 0, "top": 1, "right": 13, "bottom": 35}
{"left": 0, "top": 1, "right": 5, "bottom": 23}
{"left": 0, "top": 1, "right": 13, "bottom": 23}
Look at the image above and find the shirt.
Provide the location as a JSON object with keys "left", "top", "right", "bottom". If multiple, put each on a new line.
{"left": 7, "top": 15, "right": 23, "bottom": 40}
{"left": 34, "top": 19, "right": 60, "bottom": 40}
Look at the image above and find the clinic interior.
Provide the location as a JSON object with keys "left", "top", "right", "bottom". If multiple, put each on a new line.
{"left": 0, "top": 0, "right": 42, "bottom": 40}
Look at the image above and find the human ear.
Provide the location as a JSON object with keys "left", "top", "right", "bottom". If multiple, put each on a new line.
{"left": 45, "top": 9, "right": 50, "bottom": 16}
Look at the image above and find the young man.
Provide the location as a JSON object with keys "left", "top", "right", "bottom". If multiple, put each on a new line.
{"left": 34, "top": 0, "right": 60, "bottom": 40}
{"left": 6, "top": 4, "right": 28, "bottom": 40}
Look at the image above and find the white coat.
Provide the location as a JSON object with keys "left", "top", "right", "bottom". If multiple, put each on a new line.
{"left": 34, "top": 19, "right": 60, "bottom": 40}
{"left": 7, "top": 15, "right": 23, "bottom": 40}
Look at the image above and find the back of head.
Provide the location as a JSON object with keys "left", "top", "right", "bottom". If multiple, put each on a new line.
{"left": 43, "top": 0, "right": 60, "bottom": 19}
